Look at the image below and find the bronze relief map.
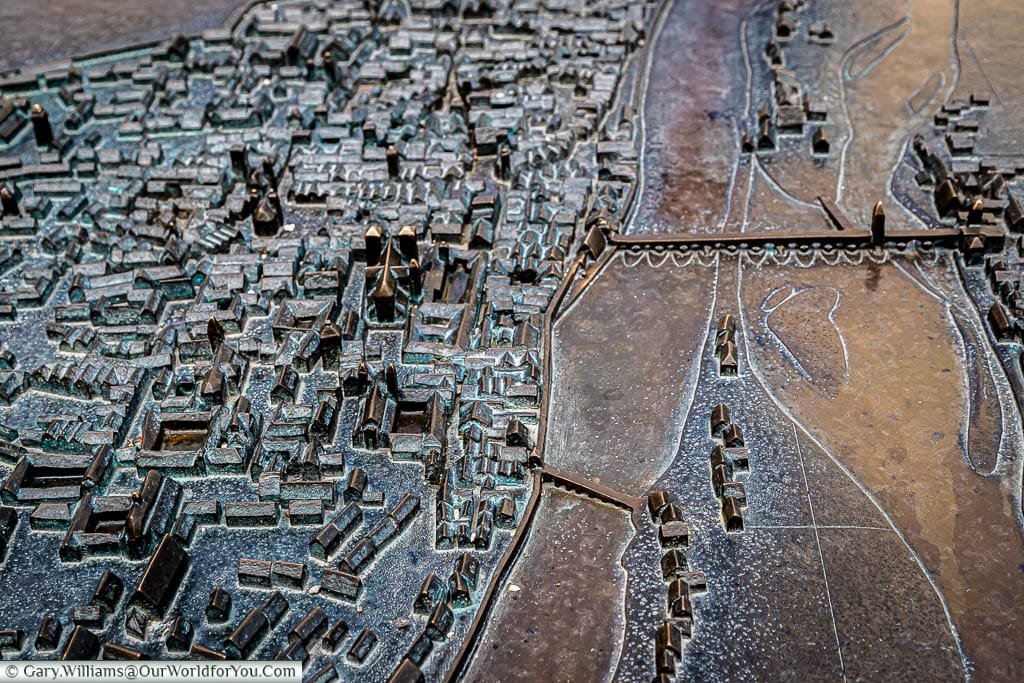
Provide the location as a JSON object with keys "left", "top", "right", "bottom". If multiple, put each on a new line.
{"left": 0, "top": 0, "right": 1021, "bottom": 680}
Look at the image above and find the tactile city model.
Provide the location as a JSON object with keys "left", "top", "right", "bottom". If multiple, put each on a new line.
{"left": 0, "top": 0, "right": 1021, "bottom": 680}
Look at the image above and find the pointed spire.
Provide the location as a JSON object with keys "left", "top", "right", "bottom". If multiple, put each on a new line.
{"left": 31, "top": 104, "right": 53, "bottom": 147}
{"left": 871, "top": 201, "right": 885, "bottom": 246}
{"left": 207, "top": 318, "right": 225, "bottom": 353}
{"left": 365, "top": 225, "right": 383, "bottom": 266}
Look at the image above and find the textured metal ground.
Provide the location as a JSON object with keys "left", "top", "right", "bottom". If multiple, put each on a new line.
{"left": 0, "top": 1, "right": 250, "bottom": 73}
{"left": 1, "top": 0, "right": 1024, "bottom": 682}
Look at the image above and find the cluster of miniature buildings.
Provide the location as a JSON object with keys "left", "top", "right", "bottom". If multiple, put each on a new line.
{"left": 0, "top": 0, "right": 657, "bottom": 678}
{"left": 744, "top": 0, "right": 832, "bottom": 157}
{"left": 646, "top": 489, "right": 705, "bottom": 681}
